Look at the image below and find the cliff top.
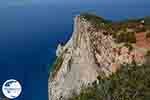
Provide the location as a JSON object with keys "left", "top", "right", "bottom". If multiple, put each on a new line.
{"left": 49, "top": 14, "right": 150, "bottom": 100}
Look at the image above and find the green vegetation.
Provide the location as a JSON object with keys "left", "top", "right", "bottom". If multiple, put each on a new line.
{"left": 113, "top": 31, "right": 136, "bottom": 43}
{"left": 80, "top": 14, "right": 150, "bottom": 44}
{"left": 144, "top": 16, "right": 150, "bottom": 25}
{"left": 144, "top": 16, "right": 150, "bottom": 30}
{"left": 146, "top": 50, "right": 150, "bottom": 56}
{"left": 135, "top": 27, "right": 146, "bottom": 33}
{"left": 124, "top": 42, "right": 133, "bottom": 51}
{"left": 146, "top": 31, "right": 150, "bottom": 38}
{"left": 111, "top": 17, "right": 148, "bottom": 43}
{"left": 69, "top": 64, "right": 150, "bottom": 100}
{"left": 145, "top": 50, "right": 150, "bottom": 65}
{"left": 69, "top": 15, "right": 150, "bottom": 99}
{"left": 107, "top": 18, "right": 144, "bottom": 43}
{"left": 80, "top": 13, "right": 112, "bottom": 29}
{"left": 80, "top": 13, "right": 105, "bottom": 22}
{"left": 51, "top": 56, "right": 64, "bottom": 78}
{"left": 80, "top": 14, "right": 149, "bottom": 33}
{"left": 112, "top": 18, "right": 140, "bottom": 31}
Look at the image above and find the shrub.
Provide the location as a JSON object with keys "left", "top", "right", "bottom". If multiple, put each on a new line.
{"left": 146, "top": 50, "right": 150, "bottom": 56}
{"left": 114, "top": 31, "right": 136, "bottom": 43}
{"left": 144, "top": 16, "right": 150, "bottom": 25}
{"left": 80, "top": 13, "right": 112, "bottom": 30}
{"left": 127, "top": 32, "right": 136, "bottom": 43}
{"left": 146, "top": 32, "right": 150, "bottom": 38}
{"left": 69, "top": 64, "right": 150, "bottom": 100}
{"left": 124, "top": 42, "right": 133, "bottom": 51}
{"left": 80, "top": 13, "right": 104, "bottom": 27}
{"left": 135, "top": 27, "right": 146, "bottom": 33}
{"left": 145, "top": 50, "right": 150, "bottom": 65}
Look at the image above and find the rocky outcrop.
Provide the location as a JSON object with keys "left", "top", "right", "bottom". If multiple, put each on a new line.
{"left": 49, "top": 16, "right": 98, "bottom": 100}
{"left": 48, "top": 15, "right": 146, "bottom": 100}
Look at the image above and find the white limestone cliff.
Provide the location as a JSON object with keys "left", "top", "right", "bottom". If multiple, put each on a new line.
{"left": 48, "top": 15, "right": 145, "bottom": 100}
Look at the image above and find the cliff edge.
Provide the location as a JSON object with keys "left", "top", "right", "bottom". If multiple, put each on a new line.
{"left": 48, "top": 15, "right": 146, "bottom": 100}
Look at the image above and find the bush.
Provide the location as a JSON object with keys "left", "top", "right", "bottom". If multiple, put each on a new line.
{"left": 146, "top": 32, "right": 150, "bottom": 38}
{"left": 127, "top": 32, "right": 136, "bottom": 43}
{"left": 124, "top": 43, "right": 133, "bottom": 51}
{"left": 114, "top": 31, "right": 136, "bottom": 43}
{"left": 144, "top": 16, "right": 150, "bottom": 25}
{"left": 145, "top": 50, "right": 150, "bottom": 65}
{"left": 146, "top": 50, "right": 150, "bottom": 56}
{"left": 80, "top": 13, "right": 112, "bottom": 30}
{"left": 80, "top": 13, "right": 104, "bottom": 27}
{"left": 69, "top": 64, "right": 150, "bottom": 100}
{"left": 135, "top": 27, "right": 146, "bottom": 33}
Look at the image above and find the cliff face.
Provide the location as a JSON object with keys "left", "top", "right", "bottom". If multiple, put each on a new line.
{"left": 48, "top": 16, "right": 98, "bottom": 100}
{"left": 48, "top": 16, "right": 145, "bottom": 100}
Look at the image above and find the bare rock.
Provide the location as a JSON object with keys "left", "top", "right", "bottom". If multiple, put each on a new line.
{"left": 48, "top": 15, "right": 145, "bottom": 100}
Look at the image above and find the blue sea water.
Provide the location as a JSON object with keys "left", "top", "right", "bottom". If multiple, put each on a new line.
{"left": 0, "top": 1, "right": 149, "bottom": 100}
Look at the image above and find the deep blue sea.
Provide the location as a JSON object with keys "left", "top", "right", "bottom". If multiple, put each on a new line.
{"left": 0, "top": 1, "right": 149, "bottom": 100}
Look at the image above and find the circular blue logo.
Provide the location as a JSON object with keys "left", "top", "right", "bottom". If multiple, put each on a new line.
{"left": 2, "top": 79, "right": 22, "bottom": 99}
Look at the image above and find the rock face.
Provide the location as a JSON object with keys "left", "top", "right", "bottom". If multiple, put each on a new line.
{"left": 48, "top": 16, "right": 145, "bottom": 100}
{"left": 48, "top": 16, "right": 98, "bottom": 100}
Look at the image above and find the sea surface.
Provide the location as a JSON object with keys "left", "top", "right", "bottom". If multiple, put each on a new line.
{"left": 0, "top": 1, "right": 149, "bottom": 100}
